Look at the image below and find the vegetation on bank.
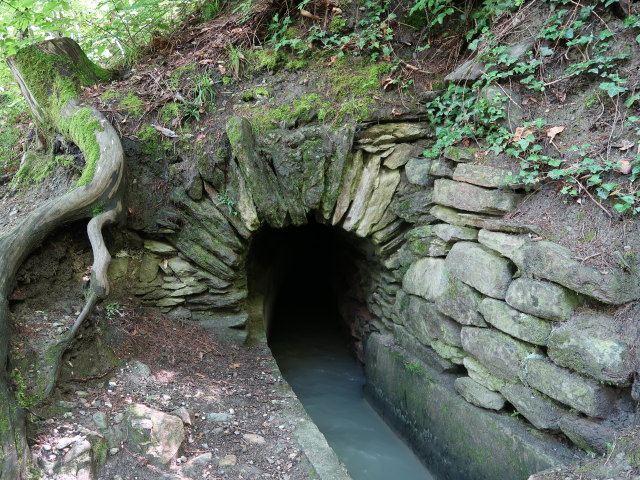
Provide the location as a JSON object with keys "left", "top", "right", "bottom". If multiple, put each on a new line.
{"left": 0, "top": 0, "right": 639, "bottom": 213}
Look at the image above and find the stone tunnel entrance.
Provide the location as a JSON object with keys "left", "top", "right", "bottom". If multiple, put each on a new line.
{"left": 244, "top": 220, "right": 437, "bottom": 480}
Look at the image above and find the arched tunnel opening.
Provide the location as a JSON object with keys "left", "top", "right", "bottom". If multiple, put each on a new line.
{"left": 245, "top": 219, "right": 436, "bottom": 480}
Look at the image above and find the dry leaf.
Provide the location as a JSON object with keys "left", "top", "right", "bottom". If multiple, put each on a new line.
{"left": 613, "top": 139, "right": 635, "bottom": 151}
{"left": 381, "top": 76, "right": 395, "bottom": 90}
{"left": 301, "top": 9, "right": 321, "bottom": 20}
{"left": 618, "top": 159, "right": 632, "bottom": 174}
{"left": 332, "top": 7, "right": 343, "bottom": 14}
{"left": 326, "top": 55, "right": 338, "bottom": 67}
{"left": 512, "top": 127, "right": 535, "bottom": 143}
{"left": 391, "top": 108, "right": 402, "bottom": 116}
{"left": 403, "top": 63, "right": 419, "bottom": 71}
{"left": 151, "top": 124, "right": 179, "bottom": 138}
{"left": 545, "top": 126, "right": 565, "bottom": 141}
{"left": 229, "top": 363, "right": 241, "bottom": 369}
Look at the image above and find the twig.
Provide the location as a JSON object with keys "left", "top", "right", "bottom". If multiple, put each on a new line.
{"left": 574, "top": 251, "right": 603, "bottom": 262}
{"left": 572, "top": 176, "right": 613, "bottom": 218}
{"left": 69, "top": 371, "right": 110, "bottom": 382}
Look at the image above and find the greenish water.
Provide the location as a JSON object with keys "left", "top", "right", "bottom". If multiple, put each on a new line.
{"left": 270, "top": 306, "right": 437, "bottom": 480}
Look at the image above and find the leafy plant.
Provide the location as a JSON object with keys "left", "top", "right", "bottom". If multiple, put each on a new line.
{"left": 216, "top": 191, "right": 237, "bottom": 215}
{"left": 105, "top": 302, "right": 124, "bottom": 320}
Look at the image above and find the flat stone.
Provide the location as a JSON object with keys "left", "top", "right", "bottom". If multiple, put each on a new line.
{"left": 429, "top": 158, "right": 455, "bottom": 178}
{"left": 227, "top": 117, "right": 288, "bottom": 227}
{"left": 433, "top": 270, "right": 486, "bottom": 326}
{"left": 156, "top": 297, "right": 185, "bottom": 307}
{"left": 391, "top": 190, "right": 433, "bottom": 223}
{"left": 548, "top": 311, "right": 634, "bottom": 385}
{"left": 427, "top": 238, "right": 452, "bottom": 257}
{"left": 125, "top": 404, "right": 185, "bottom": 465}
{"left": 169, "top": 284, "right": 208, "bottom": 297}
{"left": 360, "top": 143, "right": 395, "bottom": 153}
{"left": 168, "top": 257, "right": 197, "bottom": 277}
{"left": 383, "top": 143, "right": 423, "bottom": 169}
{"left": 405, "top": 157, "right": 433, "bottom": 185}
{"left": 520, "top": 357, "right": 617, "bottom": 418}
{"left": 500, "top": 383, "right": 565, "bottom": 430}
{"left": 355, "top": 169, "right": 401, "bottom": 237}
{"left": 144, "top": 240, "right": 177, "bottom": 254}
{"left": 139, "top": 252, "right": 160, "bottom": 283}
{"left": 183, "top": 452, "right": 213, "bottom": 478}
{"left": 321, "top": 127, "right": 355, "bottom": 220}
{"left": 453, "top": 164, "right": 516, "bottom": 188}
{"left": 455, "top": 377, "right": 505, "bottom": 410}
{"left": 477, "top": 229, "right": 527, "bottom": 257}
{"left": 358, "top": 122, "right": 431, "bottom": 145}
{"left": 206, "top": 412, "right": 234, "bottom": 423}
{"left": 558, "top": 415, "right": 616, "bottom": 455}
{"left": 445, "top": 58, "right": 485, "bottom": 82}
{"left": 343, "top": 154, "right": 382, "bottom": 231}
{"left": 443, "top": 146, "right": 478, "bottom": 163}
{"left": 402, "top": 258, "right": 447, "bottom": 301}
{"left": 479, "top": 298, "right": 552, "bottom": 345}
{"left": 463, "top": 357, "right": 509, "bottom": 392}
{"left": 431, "top": 205, "right": 538, "bottom": 234}
{"left": 433, "top": 224, "right": 478, "bottom": 242}
{"left": 507, "top": 240, "right": 640, "bottom": 305}
{"left": 445, "top": 241, "right": 515, "bottom": 299}
{"left": 505, "top": 278, "right": 582, "bottom": 322}
{"left": 461, "top": 327, "right": 537, "bottom": 381}
{"left": 403, "top": 295, "right": 461, "bottom": 348}
{"left": 431, "top": 339, "right": 465, "bottom": 364}
{"left": 242, "top": 434, "right": 266, "bottom": 444}
{"left": 433, "top": 179, "right": 522, "bottom": 215}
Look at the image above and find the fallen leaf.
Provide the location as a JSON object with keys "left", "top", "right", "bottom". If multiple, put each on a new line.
{"left": 326, "top": 55, "right": 338, "bottom": 67}
{"left": 332, "top": 7, "right": 343, "bottom": 14}
{"left": 391, "top": 108, "right": 402, "bottom": 116}
{"left": 301, "top": 9, "right": 321, "bottom": 20}
{"left": 512, "top": 126, "right": 535, "bottom": 143}
{"left": 229, "top": 363, "right": 241, "bottom": 369}
{"left": 545, "top": 125, "right": 565, "bottom": 141}
{"left": 151, "top": 123, "right": 179, "bottom": 138}
{"left": 381, "top": 76, "right": 395, "bottom": 90}
{"left": 403, "top": 63, "right": 419, "bottom": 71}
{"left": 618, "top": 159, "right": 632, "bottom": 174}
{"left": 613, "top": 139, "right": 635, "bottom": 151}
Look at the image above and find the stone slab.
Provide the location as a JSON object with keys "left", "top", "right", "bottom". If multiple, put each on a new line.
{"left": 455, "top": 377, "right": 505, "bottom": 410}
{"left": 453, "top": 164, "right": 515, "bottom": 188}
{"left": 445, "top": 241, "right": 515, "bottom": 299}
{"left": 500, "top": 383, "right": 565, "bottom": 430}
{"left": 479, "top": 298, "right": 552, "bottom": 346}
{"left": 433, "top": 179, "right": 521, "bottom": 215}
{"left": 520, "top": 357, "right": 617, "bottom": 418}
{"left": 548, "top": 311, "right": 634, "bottom": 385}
{"left": 505, "top": 278, "right": 582, "bottom": 322}
{"left": 461, "top": 327, "right": 537, "bottom": 381}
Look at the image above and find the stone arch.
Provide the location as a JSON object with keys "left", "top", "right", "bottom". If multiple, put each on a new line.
{"left": 136, "top": 114, "right": 640, "bottom": 477}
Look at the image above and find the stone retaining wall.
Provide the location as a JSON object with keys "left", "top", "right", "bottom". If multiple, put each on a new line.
{"left": 120, "top": 116, "right": 640, "bottom": 476}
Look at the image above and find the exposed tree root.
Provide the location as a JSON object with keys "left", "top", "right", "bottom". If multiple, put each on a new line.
{"left": 0, "top": 39, "right": 125, "bottom": 478}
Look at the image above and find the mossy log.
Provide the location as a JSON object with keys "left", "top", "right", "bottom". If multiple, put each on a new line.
{"left": 0, "top": 38, "right": 123, "bottom": 479}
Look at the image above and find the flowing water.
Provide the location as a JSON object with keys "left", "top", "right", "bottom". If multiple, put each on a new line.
{"left": 270, "top": 304, "right": 437, "bottom": 480}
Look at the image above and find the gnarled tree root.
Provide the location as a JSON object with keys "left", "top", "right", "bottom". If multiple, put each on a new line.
{"left": 0, "top": 41, "right": 124, "bottom": 478}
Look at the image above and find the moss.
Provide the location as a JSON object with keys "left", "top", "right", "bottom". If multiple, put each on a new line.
{"left": 64, "top": 108, "right": 102, "bottom": 186}
{"left": 241, "top": 86, "right": 272, "bottom": 102}
{"left": 159, "top": 101, "right": 181, "bottom": 123}
{"left": 9, "top": 152, "right": 76, "bottom": 189}
{"left": 92, "top": 438, "right": 109, "bottom": 465}
{"left": 119, "top": 92, "right": 144, "bottom": 117}
{"left": 329, "top": 16, "right": 347, "bottom": 34}
{"left": 137, "top": 124, "right": 161, "bottom": 155}
{"left": 100, "top": 90, "right": 119, "bottom": 102}
{"left": 247, "top": 48, "right": 286, "bottom": 72}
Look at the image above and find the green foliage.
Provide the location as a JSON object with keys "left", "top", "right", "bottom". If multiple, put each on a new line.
{"left": 0, "top": 79, "right": 27, "bottom": 173}
{"left": 105, "top": 302, "right": 124, "bottom": 320}
{"left": 9, "top": 369, "right": 32, "bottom": 409}
{"left": 201, "top": 0, "right": 225, "bottom": 21}
{"left": 9, "top": 152, "right": 75, "bottom": 189}
{"left": 216, "top": 191, "right": 237, "bottom": 215}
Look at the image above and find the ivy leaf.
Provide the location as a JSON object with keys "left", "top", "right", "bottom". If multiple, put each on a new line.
{"left": 599, "top": 82, "right": 627, "bottom": 97}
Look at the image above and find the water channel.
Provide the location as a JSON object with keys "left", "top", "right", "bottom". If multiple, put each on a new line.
{"left": 270, "top": 300, "right": 436, "bottom": 480}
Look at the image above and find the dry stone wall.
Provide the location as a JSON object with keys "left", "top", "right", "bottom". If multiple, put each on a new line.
{"left": 124, "top": 116, "right": 639, "bottom": 460}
